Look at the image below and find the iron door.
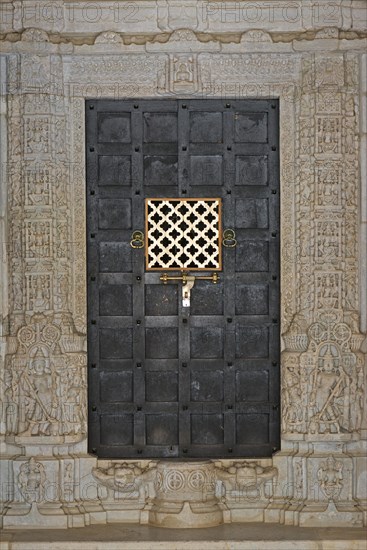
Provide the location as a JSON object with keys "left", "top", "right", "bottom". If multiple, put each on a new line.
{"left": 86, "top": 99, "right": 280, "bottom": 458}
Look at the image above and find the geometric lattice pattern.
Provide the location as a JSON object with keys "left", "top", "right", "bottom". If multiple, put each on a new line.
{"left": 146, "top": 199, "right": 222, "bottom": 270}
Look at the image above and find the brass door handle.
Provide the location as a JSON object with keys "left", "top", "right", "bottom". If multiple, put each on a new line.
{"left": 223, "top": 229, "right": 237, "bottom": 248}
{"left": 130, "top": 231, "right": 144, "bottom": 249}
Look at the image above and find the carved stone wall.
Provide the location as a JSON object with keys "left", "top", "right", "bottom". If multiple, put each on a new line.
{"left": 0, "top": 0, "right": 366, "bottom": 530}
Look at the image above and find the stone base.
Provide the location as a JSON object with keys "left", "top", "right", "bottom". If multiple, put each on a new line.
{"left": 149, "top": 500, "right": 224, "bottom": 528}
{"left": 3, "top": 503, "right": 68, "bottom": 530}
{"left": 1, "top": 523, "right": 366, "bottom": 550}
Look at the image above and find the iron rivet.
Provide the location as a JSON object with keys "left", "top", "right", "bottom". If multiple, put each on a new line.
{"left": 134, "top": 104, "right": 139, "bottom": 109}
{"left": 182, "top": 189, "right": 187, "bottom": 194}
{"left": 273, "top": 404, "right": 279, "bottom": 410}
{"left": 92, "top": 448, "right": 97, "bottom": 453}
{"left": 273, "top": 318, "right": 278, "bottom": 324}
{"left": 182, "top": 362, "right": 187, "bottom": 368}
{"left": 182, "top": 104, "right": 187, "bottom": 109}
{"left": 135, "top": 147, "right": 140, "bottom": 152}
{"left": 137, "top": 449, "right": 142, "bottom": 454}
{"left": 135, "top": 190, "right": 140, "bottom": 195}
{"left": 272, "top": 361, "right": 278, "bottom": 366}
{"left": 271, "top": 189, "right": 277, "bottom": 194}
{"left": 228, "top": 448, "right": 233, "bottom": 453}
{"left": 272, "top": 447, "right": 278, "bottom": 452}
{"left": 227, "top": 362, "right": 233, "bottom": 366}
{"left": 183, "top": 405, "right": 188, "bottom": 410}
{"left": 90, "top": 190, "right": 95, "bottom": 195}
{"left": 227, "top": 317, "right": 232, "bottom": 323}
{"left": 136, "top": 276, "right": 141, "bottom": 281}
{"left": 182, "top": 146, "right": 187, "bottom": 151}
{"left": 226, "top": 103, "right": 231, "bottom": 108}
{"left": 91, "top": 320, "right": 96, "bottom": 325}
{"left": 92, "top": 406, "right": 97, "bottom": 412}
{"left": 136, "top": 362, "right": 142, "bottom": 368}
{"left": 91, "top": 363, "right": 96, "bottom": 369}
{"left": 91, "top": 276, "right": 96, "bottom": 281}
{"left": 272, "top": 231, "right": 277, "bottom": 237}
{"left": 90, "top": 233, "right": 95, "bottom": 238}
{"left": 137, "top": 406, "right": 142, "bottom": 411}
{"left": 271, "top": 104, "right": 276, "bottom": 109}
{"left": 272, "top": 146, "right": 277, "bottom": 151}
{"left": 89, "top": 147, "right": 94, "bottom": 152}
{"left": 227, "top": 189, "right": 232, "bottom": 194}
{"left": 89, "top": 105, "right": 94, "bottom": 110}
{"left": 227, "top": 146, "right": 232, "bottom": 151}
{"left": 227, "top": 404, "right": 233, "bottom": 409}
{"left": 183, "top": 448, "right": 188, "bottom": 453}
{"left": 272, "top": 275, "right": 277, "bottom": 281}
{"left": 136, "top": 320, "right": 141, "bottom": 325}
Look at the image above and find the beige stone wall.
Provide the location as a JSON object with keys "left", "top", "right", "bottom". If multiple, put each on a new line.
{"left": 0, "top": 0, "right": 366, "bottom": 529}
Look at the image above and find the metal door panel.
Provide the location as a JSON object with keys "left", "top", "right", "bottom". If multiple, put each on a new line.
{"left": 86, "top": 99, "right": 280, "bottom": 459}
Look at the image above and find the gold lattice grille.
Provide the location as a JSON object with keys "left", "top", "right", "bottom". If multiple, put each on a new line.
{"left": 145, "top": 198, "right": 222, "bottom": 271}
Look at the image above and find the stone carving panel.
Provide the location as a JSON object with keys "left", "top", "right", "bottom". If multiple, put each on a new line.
{"left": 215, "top": 461, "right": 278, "bottom": 501}
{"left": 282, "top": 53, "right": 364, "bottom": 445}
{"left": 4, "top": 314, "right": 86, "bottom": 442}
{"left": 92, "top": 462, "right": 157, "bottom": 501}
{"left": 18, "top": 458, "right": 46, "bottom": 503}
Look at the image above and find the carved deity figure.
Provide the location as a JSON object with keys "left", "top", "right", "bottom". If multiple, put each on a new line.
{"left": 309, "top": 344, "right": 349, "bottom": 434}
{"left": 29, "top": 275, "right": 51, "bottom": 310}
{"left": 18, "top": 458, "right": 46, "bottom": 503}
{"left": 317, "top": 456, "right": 343, "bottom": 500}
{"left": 60, "top": 368, "right": 87, "bottom": 435}
{"left": 18, "top": 347, "right": 59, "bottom": 436}
{"left": 283, "top": 366, "right": 304, "bottom": 433}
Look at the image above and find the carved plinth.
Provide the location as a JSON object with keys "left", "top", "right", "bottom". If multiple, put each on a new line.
{"left": 148, "top": 461, "right": 223, "bottom": 528}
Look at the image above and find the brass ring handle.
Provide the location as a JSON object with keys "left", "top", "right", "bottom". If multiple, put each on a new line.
{"left": 130, "top": 231, "right": 144, "bottom": 249}
{"left": 222, "top": 229, "right": 237, "bottom": 248}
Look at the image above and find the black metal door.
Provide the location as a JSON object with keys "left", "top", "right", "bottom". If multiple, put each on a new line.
{"left": 86, "top": 99, "right": 280, "bottom": 458}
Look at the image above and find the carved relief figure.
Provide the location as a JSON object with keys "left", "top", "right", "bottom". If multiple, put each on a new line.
{"left": 309, "top": 344, "right": 347, "bottom": 434}
{"left": 171, "top": 56, "right": 196, "bottom": 93}
{"left": 316, "top": 161, "right": 341, "bottom": 207}
{"left": 27, "top": 274, "right": 52, "bottom": 311}
{"left": 18, "top": 346, "right": 59, "bottom": 436}
{"left": 316, "top": 273, "right": 341, "bottom": 310}
{"left": 26, "top": 167, "right": 51, "bottom": 206}
{"left": 18, "top": 458, "right": 46, "bottom": 503}
{"left": 216, "top": 461, "right": 278, "bottom": 500}
{"left": 317, "top": 456, "right": 343, "bottom": 500}
{"left": 315, "top": 221, "right": 341, "bottom": 264}
{"left": 26, "top": 221, "right": 51, "bottom": 259}
{"left": 60, "top": 367, "right": 87, "bottom": 435}
{"left": 283, "top": 362, "right": 304, "bottom": 433}
{"left": 92, "top": 462, "right": 157, "bottom": 501}
{"left": 316, "top": 117, "right": 341, "bottom": 154}
{"left": 25, "top": 117, "right": 50, "bottom": 154}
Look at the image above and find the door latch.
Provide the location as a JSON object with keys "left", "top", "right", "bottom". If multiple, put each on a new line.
{"left": 160, "top": 272, "right": 219, "bottom": 307}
